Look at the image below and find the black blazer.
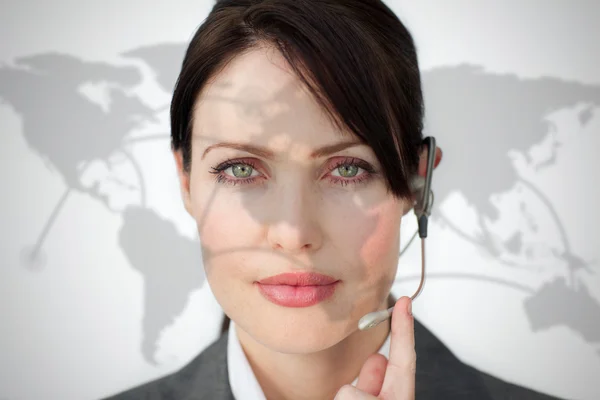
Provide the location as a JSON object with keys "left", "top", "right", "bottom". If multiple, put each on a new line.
{"left": 102, "top": 318, "right": 564, "bottom": 399}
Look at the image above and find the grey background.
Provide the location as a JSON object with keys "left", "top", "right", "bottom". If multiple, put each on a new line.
{"left": 0, "top": 1, "right": 599, "bottom": 399}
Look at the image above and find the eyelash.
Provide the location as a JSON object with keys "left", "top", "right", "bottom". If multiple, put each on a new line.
{"left": 209, "top": 159, "right": 262, "bottom": 186}
{"left": 209, "top": 157, "right": 377, "bottom": 187}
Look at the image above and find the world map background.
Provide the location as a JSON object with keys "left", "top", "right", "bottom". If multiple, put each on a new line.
{"left": 1, "top": 1, "right": 599, "bottom": 399}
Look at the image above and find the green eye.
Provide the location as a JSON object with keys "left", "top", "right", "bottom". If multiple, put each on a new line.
{"left": 337, "top": 165, "right": 359, "bottom": 177}
{"left": 231, "top": 164, "right": 253, "bottom": 178}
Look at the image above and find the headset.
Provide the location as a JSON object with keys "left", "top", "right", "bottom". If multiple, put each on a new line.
{"left": 358, "top": 136, "right": 437, "bottom": 330}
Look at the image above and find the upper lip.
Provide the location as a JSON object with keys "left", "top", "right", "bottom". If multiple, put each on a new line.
{"left": 257, "top": 272, "right": 338, "bottom": 286}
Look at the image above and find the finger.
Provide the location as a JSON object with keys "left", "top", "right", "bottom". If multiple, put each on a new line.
{"left": 379, "top": 296, "right": 416, "bottom": 399}
{"left": 334, "top": 384, "right": 378, "bottom": 400}
{"left": 355, "top": 353, "right": 388, "bottom": 396}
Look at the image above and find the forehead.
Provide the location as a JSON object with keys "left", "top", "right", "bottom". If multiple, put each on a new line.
{"left": 191, "top": 46, "right": 348, "bottom": 151}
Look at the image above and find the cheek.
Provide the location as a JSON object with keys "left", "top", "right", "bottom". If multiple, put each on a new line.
{"left": 359, "top": 215, "right": 401, "bottom": 267}
{"left": 337, "top": 198, "right": 404, "bottom": 300}
{"left": 188, "top": 180, "right": 262, "bottom": 262}
{"left": 359, "top": 205, "right": 402, "bottom": 282}
{"left": 188, "top": 182, "right": 267, "bottom": 319}
{"left": 192, "top": 193, "right": 258, "bottom": 304}
{"left": 328, "top": 195, "right": 403, "bottom": 268}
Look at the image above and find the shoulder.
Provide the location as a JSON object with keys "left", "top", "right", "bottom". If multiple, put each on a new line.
{"left": 101, "top": 320, "right": 565, "bottom": 400}
{"left": 413, "top": 318, "right": 564, "bottom": 399}
{"left": 470, "top": 367, "right": 565, "bottom": 400}
{"left": 101, "top": 332, "right": 234, "bottom": 400}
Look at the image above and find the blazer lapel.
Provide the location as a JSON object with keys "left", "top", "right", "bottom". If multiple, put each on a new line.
{"left": 178, "top": 331, "right": 235, "bottom": 400}
{"left": 198, "top": 321, "right": 491, "bottom": 400}
{"left": 413, "top": 318, "right": 492, "bottom": 399}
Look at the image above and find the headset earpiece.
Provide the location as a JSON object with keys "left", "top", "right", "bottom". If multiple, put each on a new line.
{"left": 415, "top": 137, "right": 436, "bottom": 238}
{"left": 359, "top": 136, "right": 438, "bottom": 330}
{"left": 358, "top": 136, "right": 436, "bottom": 330}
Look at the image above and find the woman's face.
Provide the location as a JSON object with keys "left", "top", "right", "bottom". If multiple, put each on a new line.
{"left": 176, "top": 46, "right": 411, "bottom": 353}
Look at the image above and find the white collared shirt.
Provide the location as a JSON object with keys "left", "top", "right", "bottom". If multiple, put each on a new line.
{"left": 227, "top": 320, "right": 392, "bottom": 400}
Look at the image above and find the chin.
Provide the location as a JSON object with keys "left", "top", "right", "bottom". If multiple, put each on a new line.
{"left": 242, "top": 308, "right": 354, "bottom": 354}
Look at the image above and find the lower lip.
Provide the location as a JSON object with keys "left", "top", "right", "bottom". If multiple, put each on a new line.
{"left": 256, "top": 282, "right": 338, "bottom": 307}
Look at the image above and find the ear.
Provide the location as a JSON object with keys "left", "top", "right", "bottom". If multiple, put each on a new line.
{"left": 417, "top": 145, "right": 443, "bottom": 178}
{"left": 173, "top": 149, "right": 193, "bottom": 216}
{"left": 402, "top": 145, "right": 443, "bottom": 216}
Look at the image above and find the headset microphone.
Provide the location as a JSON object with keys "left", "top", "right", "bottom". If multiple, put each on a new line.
{"left": 358, "top": 136, "right": 437, "bottom": 331}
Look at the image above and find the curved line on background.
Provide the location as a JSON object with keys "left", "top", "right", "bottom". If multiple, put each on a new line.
{"left": 394, "top": 272, "right": 538, "bottom": 295}
{"left": 30, "top": 187, "right": 72, "bottom": 256}
{"left": 118, "top": 148, "right": 147, "bottom": 207}
{"left": 517, "top": 177, "right": 571, "bottom": 253}
{"left": 122, "top": 133, "right": 170, "bottom": 145}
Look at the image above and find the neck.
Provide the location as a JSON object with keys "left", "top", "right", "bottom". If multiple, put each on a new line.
{"left": 235, "top": 298, "right": 392, "bottom": 400}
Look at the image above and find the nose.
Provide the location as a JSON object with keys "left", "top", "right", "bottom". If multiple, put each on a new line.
{"left": 266, "top": 184, "right": 323, "bottom": 254}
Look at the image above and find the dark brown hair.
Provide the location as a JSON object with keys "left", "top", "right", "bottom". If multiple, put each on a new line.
{"left": 171, "top": 0, "right": 424, "bottom": 197}
{"left": 170, "top": 0, "right": 424, "bottom": 334}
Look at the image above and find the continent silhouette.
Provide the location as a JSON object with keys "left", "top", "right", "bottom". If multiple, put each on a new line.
{"left": 422, "top": 65, "right": 600, "bottom": 256}
{"left": 3, "top": 48, "right": 599, "bottom": 364}
{"left": 122, "top": 43, "right": 187, "bottom": 94}
{"left": 119, "top": 206, "right": 205, "bottom": 364}
{"left": 0, "top": 52, "right": 157, "bottom": 192}
{"left": 524, "top": 276, "right": 600, "bottom": 344}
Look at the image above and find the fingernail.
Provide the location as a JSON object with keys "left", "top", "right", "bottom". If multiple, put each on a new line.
{"left": 407, "top": 299, "right": 412, "bottom": 316}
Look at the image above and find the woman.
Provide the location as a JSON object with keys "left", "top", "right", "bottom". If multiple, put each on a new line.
{"left": 104, "top": 1, "right": 563, "bottom": 399}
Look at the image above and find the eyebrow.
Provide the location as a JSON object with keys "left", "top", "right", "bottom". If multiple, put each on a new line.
{"left": 201, "top": 140, "right": 363, "bottom": 160}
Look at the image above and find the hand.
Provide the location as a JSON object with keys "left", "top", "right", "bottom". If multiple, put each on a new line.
{"left": 334, "top": 296, "right": 415, "bottom": 400}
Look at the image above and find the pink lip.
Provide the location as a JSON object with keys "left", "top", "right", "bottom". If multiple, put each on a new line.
{"left": 256, "top": 272, "right": 339, "bottom": 307}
